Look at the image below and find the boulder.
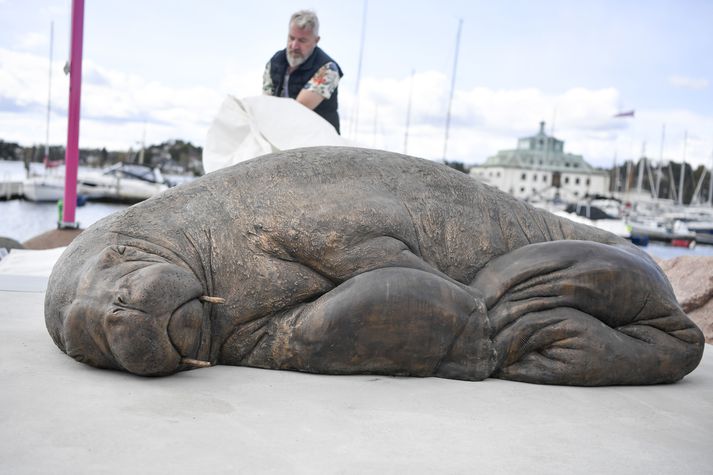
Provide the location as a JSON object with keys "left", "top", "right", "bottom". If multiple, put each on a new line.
{"left": 658, "top": 256, "right": 713, "bottom": 344}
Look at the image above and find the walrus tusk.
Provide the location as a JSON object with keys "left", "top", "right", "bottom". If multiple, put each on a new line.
{"left": 200, "top": 296, "right": 226, "bottom": 304}
{"left": 180, "top": 358, "right": 212, "bottom": 368}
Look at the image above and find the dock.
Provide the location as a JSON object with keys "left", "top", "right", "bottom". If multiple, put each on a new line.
{"left": 0, "top": 179, "right": 22, "bottom": 200}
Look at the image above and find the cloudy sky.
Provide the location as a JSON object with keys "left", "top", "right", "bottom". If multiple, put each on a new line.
{"left": 1, "top": 0, "right": 712, "bottom": 168}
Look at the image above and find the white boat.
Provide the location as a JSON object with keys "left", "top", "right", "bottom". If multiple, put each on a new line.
{"left": 626, "top": 215, "right": 696, "bottom": 248}
{"left": 552, "top": 210, "right": 631, "bottom": 239}
{"left": 78, "top": 163, "right": 169, "bottom": 202}
{"left": 22, "top": 175, "right": 65, "bottom": 202}
{"left": 22, "top": 163, "right": 170, "bottom": 203}
{"left": 533, "top": 201, "right": 631, "bottom": 239}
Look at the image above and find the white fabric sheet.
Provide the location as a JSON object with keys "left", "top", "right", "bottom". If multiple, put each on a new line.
{"left": 203, "top": 95, "right": 351, "bottom": 174}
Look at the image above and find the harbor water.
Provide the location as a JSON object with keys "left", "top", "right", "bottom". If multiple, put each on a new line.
{"left": 2, "top": 160, "right": 713, "bottom": 259}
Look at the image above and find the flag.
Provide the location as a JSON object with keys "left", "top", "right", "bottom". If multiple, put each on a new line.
{"left": 613, "top": 110, "right": 635, "bottom": 118}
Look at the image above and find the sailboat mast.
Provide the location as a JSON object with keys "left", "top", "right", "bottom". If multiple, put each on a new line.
{"left": 636, "top": 142, "right": 646, "bottom": 195}
{"left": 349, "top": 0, "right": 368, "bottom": 140}
{"left": 403, "top": 69, "right": 414, "bottom": 155}
{"left": 44, "top": 21, "right": 54, "bottom": 162}
{"left": 655, "top": 124, "right": 665, "bottom": 199}
{"left": 678, "top": 131, "right": 687, "bottom": 205}
{"left": 708, "top": 148, "right": 713, "bottom": 206}
{"left": 442, "top": 18, "right": 462, "bottom": 161}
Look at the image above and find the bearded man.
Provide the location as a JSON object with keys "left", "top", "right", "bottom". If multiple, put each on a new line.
{"left": 263, "top": 10, "right": 344, "bottom": 133}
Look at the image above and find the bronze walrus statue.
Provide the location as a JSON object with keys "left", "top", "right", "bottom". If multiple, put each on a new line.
{"left": 45, "top": 147, "right": 705, "bottom": 385}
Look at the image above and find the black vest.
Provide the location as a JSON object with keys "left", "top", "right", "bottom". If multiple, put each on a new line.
{"left": 269, "top": 47, "right": 343, "bottom": 133}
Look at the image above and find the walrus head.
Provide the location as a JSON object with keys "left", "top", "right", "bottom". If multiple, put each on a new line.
{"left": 46, "top": 244, "right": 217, "bottom": 376}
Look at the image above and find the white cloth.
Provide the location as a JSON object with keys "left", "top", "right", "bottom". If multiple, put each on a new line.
{"left": 202, "top": 95, "right": 351, "bottom": 174}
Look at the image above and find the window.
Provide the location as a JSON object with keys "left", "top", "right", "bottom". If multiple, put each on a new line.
{"left": 521, "top": 173, "right": 526, "bottom": 180}
{"left": 564, "top": 177, "right": 570, "bottom": 184}
{"left": 586, "top": 178, "right": 590, "bottom": 186}
{"left": 575, "top": 178, "right": 580, "bottom": 185}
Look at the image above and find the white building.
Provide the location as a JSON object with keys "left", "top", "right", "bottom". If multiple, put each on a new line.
{"left": 470, "top": 122, "right": 609, "bottom": 202}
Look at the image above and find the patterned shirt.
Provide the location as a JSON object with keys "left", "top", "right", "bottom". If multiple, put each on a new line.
{"left": 263, "top": 61, "right": 341, "bottom": 100}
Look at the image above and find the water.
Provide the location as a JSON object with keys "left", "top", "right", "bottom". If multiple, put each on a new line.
{"left": 0, "top": 160, "right": 201, "bottom": 242}
{"left": 0, "top": 199, "right": 128, "bottom": 242}
{"left": 0, "top": 160, "right": 128, "bottom": 242}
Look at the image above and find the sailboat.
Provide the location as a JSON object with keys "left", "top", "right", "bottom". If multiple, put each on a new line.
{"left": 22, "top": 21, "right": 68, "bottom": 202}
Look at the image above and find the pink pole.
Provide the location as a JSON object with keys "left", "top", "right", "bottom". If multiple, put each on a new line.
{"left": 61, "top": 0, "right": 85, "bottom": 227}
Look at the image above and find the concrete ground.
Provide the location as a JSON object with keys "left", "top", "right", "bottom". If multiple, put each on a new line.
{"left": 1, "top": 268, "right": 712, "bottom": 474}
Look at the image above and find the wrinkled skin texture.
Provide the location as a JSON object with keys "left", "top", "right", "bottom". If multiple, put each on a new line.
{"left": 45, "top": 147, "right": 705, "bottom": 385}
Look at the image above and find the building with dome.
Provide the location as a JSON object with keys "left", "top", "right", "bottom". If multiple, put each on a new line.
{"left": 470, "top": 122, "right": 609, "bottom": 201}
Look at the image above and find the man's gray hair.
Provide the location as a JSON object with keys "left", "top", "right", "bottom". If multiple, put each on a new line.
{"left": 290, "top": 10, "right": 319, "bottom": 36}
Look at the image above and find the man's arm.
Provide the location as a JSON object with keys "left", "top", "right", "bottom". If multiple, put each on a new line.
{"left": 262, "top": 62, "right": 274, "bottom": 95}
{"left": 296, "top": 62, "right": 340, "bottom": 110}
{"left": 295, "top": 89, "right": 325, "bottom": 109}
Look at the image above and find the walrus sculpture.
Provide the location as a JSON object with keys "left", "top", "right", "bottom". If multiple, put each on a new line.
{"left": 45, "top": 147, "right": 705, "bottom": 385}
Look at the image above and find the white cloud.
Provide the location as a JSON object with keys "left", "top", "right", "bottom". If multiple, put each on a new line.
{"left": 669, "top": 75, "right": 709, "bottom": 90}
{"left": 1, "top": 50, "right": 711, "bottom": 172}
{"left": 0, "top": 48, "right": 229, "bottom": 150}
{"left": 16, "top": 32, "right": 47, "bottom": 50}
{"left": 337, "top": 70, "right": 713, "bottom": 170}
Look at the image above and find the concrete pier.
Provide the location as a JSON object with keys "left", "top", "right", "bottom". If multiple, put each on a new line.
{"left": 1, "top": 252, "right": 712, "bottom": 474}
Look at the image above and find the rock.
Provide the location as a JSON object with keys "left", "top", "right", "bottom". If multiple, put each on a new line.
{"left": 658, "top": 256, "right": 713, "bottom": 344}
{"left": 22, "top": 229, "right": 83, "bottom": 250}
{"left": 0, "top": 237, "right": 24, "bottom": 251}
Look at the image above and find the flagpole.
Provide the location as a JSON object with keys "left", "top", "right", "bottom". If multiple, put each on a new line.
{"left": 61, "top": 0, "right": 85, "bottom": 228}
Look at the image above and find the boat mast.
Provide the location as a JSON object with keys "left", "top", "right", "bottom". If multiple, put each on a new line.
{"left": 348, "top": 0, "right": 368, "bottom": 141}
{"left": 709, "top": 149, "right": 713, "bottom": 206}
{"left": 636, "top": 142, "right": 646, "bottom": 195}
{"left": 61, "top": 0, "right": 85, "bottom": 228}
{"left": 677, "top": 130, "right": 687, "bottom": 205}
{"left": 44, "top": 21, "right": 54, "bottom": 165}
{"left": 442, "top": 18, "right": 463, "bottom": 161}
{"left": 655, "top": 124, "right": 665, "bottom": 199}
{"left": 403, "top": 69, "right": 414, "bottom": 155}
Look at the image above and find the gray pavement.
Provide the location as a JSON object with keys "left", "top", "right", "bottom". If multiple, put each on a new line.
{"left": 1, "top": 286, "right": 712, "bottom": 474}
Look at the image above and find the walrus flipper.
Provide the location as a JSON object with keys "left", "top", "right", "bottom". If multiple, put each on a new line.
{"left": 472, "top": 241, "right": 705, "bottom": 386}
{"left": 230, "top": 267, "right": 496, "bottom": 380}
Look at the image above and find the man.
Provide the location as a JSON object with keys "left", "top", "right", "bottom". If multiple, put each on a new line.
{"left": 263, "top": 10, "right": 343, "bottom": 133}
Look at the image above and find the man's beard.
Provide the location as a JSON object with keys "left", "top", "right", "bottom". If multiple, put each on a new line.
{"left": 286, "top": 48, "right": 313, "bottom": 68}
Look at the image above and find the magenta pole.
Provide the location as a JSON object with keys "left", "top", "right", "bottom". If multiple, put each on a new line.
{"left": 61, "top": 0, "right": 85, "bottom": 227}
